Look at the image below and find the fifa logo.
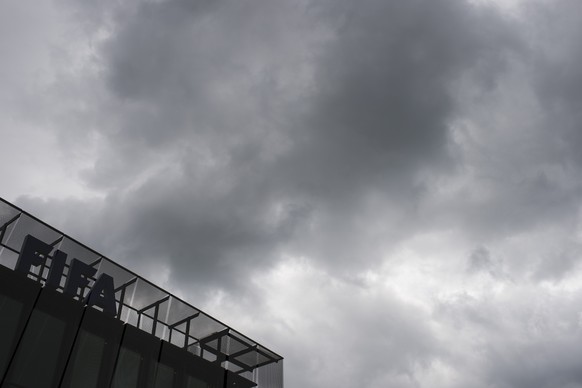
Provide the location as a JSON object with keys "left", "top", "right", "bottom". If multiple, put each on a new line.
{"left": 15, "top": 235, "right": 117, "bottom": 317}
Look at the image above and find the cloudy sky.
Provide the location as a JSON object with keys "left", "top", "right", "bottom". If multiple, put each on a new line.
{"left": 3, "top": 0, "right": 582, "bottom": 386}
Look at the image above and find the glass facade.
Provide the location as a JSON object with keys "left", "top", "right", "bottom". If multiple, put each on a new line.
{"left": 0, "top": 198, "right": 283, "bottom": 388}
{"left": 0, "top": 261, "right": 270, "bottom": 388}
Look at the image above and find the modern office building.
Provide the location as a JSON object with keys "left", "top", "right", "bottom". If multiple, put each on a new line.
{"left": 0, "top": 198, "right": 283, "bottom": 388}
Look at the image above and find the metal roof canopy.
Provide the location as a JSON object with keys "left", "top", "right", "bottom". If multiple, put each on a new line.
{"left": 0, "top": 197, "right": 282, "bottom": 381}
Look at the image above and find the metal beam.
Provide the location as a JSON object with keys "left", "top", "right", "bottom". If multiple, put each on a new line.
{"left": 0, "top": 213, "right": 21, "bottom": 244}
{"left": 199, "top": 328, "right": 230, "bottom": 345}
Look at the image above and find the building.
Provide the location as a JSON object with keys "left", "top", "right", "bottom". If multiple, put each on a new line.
{"left": 0, "top": 198, "right": 283, "bottom": 388}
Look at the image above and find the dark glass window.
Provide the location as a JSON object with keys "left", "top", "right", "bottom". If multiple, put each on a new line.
{"left": 111, "top": 347, "right": 142, "bottom": 388}
{"left": 153, "top": 363, "right": 175, "bottom": 388}
{"left": 65, "top": 330, "right": 106, "bottom": 388}
{"left": 187, "top": 375, "right": 209, "bottom": 388}
{"left": 61, "top": 308, "right": 124, "bottom": 388}
{"left": 1, "top": 287, "right": 84, "bottom": 388}
{"left": 110, "top": 324, "right": 160, "bottom": 388}
{"left": 0, "top": 296, "right": 23, "bottom": 380}
{"left": 0, "top": 266, "right": 41, "bottom": 381}
{"left": 3, "top": 309, "right": 66, "bottom": 388}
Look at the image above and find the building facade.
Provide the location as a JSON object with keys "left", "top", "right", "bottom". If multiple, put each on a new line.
{"left": 0, "top": 198, "right": 283, "bottom": 388}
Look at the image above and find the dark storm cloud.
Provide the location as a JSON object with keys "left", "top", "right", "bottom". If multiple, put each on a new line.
{"left": 529, "top": 0, "right": 582, "bottom": 169}
{"left": 422, "top": 0, "right": 582, "bottom": 280}
{"left": 35, "top": 0, "right": 515, "bottom": 292}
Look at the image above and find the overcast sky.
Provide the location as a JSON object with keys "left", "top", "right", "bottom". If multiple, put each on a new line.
{"left": 3, "top": 0, "right": 582, "bottom": 386}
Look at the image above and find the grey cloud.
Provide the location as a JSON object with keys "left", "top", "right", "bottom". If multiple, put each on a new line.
{"left": 523, "top": 0, "right": 582, "bottom": 168}
{"left": 281, "top": 0, "right": 512, "bottom": 194}
{"left": 532, "top": 245, "right": 582, "bottom": 282}
{"left": 53, "top": 0, "right": 517, "bottom": 289}
{"left": 412, "top": 0, "right": 582, "bottom": 284}
{"left": 486, "top": 337, "right": 582, "bottom": 388}
{"left": 482, "top": 297, "right": 582, "bottom": 388}
{"left": 468, "top": 246, "right": 493, "bottom": 273}
{"left": 240, "top": 271, "right": 439, "bottom": 388}
{"left": 434, "top": 286, "right": 582, "bottom": 388}
{"left": 461, "top": 171, "right": 578, "bottom": 242}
